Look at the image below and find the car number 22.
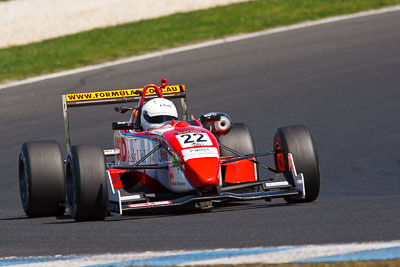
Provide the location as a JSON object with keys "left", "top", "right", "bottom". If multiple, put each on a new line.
{"left": 176, "top": 133, "right": 213, "bottom": 148}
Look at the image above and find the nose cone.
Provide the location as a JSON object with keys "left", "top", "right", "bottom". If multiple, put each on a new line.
{"left": 184, "top": 157, "right": 220, "bottom": 188}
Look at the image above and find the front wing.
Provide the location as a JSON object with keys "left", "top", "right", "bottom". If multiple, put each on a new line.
{"left": 107, "top": 153, "right": 304, "bottom": 216}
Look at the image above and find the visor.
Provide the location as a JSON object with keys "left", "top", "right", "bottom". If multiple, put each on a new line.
{"left": 143, "top": 112, "right": 177, "bottom": 124}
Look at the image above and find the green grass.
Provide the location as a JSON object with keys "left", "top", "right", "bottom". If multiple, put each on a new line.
{"left": 1, "top": 0, "right": 400, "bottom": 83}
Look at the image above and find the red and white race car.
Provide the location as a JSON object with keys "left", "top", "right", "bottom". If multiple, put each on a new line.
{"left": 18, "top": 79, "right": 320, "bottom": 221}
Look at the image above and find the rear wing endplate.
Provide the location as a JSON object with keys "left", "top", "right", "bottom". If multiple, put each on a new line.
{"left": 62, "top": 84, "right": 187, "bottom": 151}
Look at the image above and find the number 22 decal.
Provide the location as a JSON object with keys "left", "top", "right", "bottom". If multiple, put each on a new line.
{"left": 176, "top": 133, "right": 212, "bottom": 148}
{"left": 181, "top": 133, "right": 206, "bottom": 144}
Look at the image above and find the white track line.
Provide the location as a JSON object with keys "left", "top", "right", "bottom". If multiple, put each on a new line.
{"left": 189, "top": 241, "right": 400, "bottom": 265}
{"left": 1, "top": 5, "right": 400, "bottom": 91}
{"left": 3, "top": 240, "right": 400, "bottom": 266}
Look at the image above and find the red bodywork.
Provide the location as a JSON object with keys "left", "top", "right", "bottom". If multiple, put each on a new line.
{"left": 162, "top": 121, "right": 221, "bottom": 188}
{"left": 108, "top": 81, "right": 257, "bottom": 193}
{"left": 223, "top": 159, "right": 257, "bottom": 184}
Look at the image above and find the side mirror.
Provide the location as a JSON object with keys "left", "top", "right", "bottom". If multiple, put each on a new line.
{"left": 112, "top": 121, "right": 134, "bottom": 130}
{"left": 199, "top": 112, "right": 221, "bottom": 123}
{"left": 200, "top": 112, "right": 232, "bottom": 136}
{"left": 114, "top": 106, "right": 133, "bottom": 114}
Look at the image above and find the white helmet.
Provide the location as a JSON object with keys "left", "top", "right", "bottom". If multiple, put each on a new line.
{"left": 141, "top": 98, "right": 178, "bottom": 130}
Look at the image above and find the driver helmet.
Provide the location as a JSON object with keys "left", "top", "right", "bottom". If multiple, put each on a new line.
{"left": 141, "top": 98, "right": 178, "bottom": 130}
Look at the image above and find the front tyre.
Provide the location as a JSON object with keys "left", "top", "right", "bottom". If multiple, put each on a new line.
{"left": 19, "top": 141, "right": 66, "bottom": 217}
{"left": 66, "top": 145, "right": 109, "bottom": 221}
{"left": 218, "top": 122, "right": 256, "bottom": 156}
{"left": 273, "top": 125, "right": 320, "bottom": 203}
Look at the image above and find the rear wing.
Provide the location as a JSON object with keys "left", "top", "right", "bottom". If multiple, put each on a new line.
{"left": 62, "top": 84, "right": 187, "bottom": 151}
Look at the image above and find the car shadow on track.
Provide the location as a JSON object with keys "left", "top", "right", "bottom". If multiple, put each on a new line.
{"left": 104, "top": 202, "right": 291, "bottom": 222}
{"left": 2, "top": 202, "right": 291, "bottom": 224}
{"left": 0, "top": 216, "right": 30, "bottom": 221}
{"left": 109, "top": 202, "right": 293, "bottom": 222}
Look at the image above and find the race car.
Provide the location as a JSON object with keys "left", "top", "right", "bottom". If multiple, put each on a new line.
{"left": 18, "top": 79, "right": 320, "bottom": 221}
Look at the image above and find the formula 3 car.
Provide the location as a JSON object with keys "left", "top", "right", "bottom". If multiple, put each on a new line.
{"left": 18, "top": 79, "right": 320, "bottom": 221}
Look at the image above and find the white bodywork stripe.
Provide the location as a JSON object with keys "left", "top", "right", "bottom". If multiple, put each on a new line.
{"left": 264, "top": 181, "right": 289, "bottom": 187}
{"left": 182, "top": 147, "right": 219, "bottom": 161}
{"left": 183, "top": 154, "right": 219, "bottom": 161}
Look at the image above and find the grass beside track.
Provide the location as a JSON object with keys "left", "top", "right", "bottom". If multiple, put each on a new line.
{"left": 1, "top": 0, "right": 400, "bottom": 83}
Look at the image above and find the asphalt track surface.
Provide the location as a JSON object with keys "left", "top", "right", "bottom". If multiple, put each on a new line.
{"left": 1, "top": 11, "right": 400, "bottom": 258}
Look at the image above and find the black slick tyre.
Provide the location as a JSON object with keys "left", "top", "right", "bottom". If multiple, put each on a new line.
{"left": 273, "top": 125, "right": 320, "bottom": 203}
{"left": 18, "top": 141, "right": 66, "bottom": 217}
{"left": 66, "top": 145, "right": 108, "bottom": 221}
{"left": 218, "top": 122, "right": 256, "bottom": 157}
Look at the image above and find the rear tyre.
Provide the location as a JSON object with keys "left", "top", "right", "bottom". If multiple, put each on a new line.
{"left": 273, "top": 125, "right": 320, "bottom": 203}
{"left": 66, "top": 145, "right": 108, "bottom": 221}
{"left": 218, "top": 122, "right": 256, "bottom": 156}
{"left": 18, "top": 141, "right": 65, "bottom": 217}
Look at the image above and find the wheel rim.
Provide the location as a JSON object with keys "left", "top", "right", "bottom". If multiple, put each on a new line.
{"left": 18, "top": 155, "right": 29, "bottom": 210}
{"left": 66, "top": 163, "right": 76, "bottom": 216}
{"left": 274, "top": 139, "right": 285, "bottom": 172}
